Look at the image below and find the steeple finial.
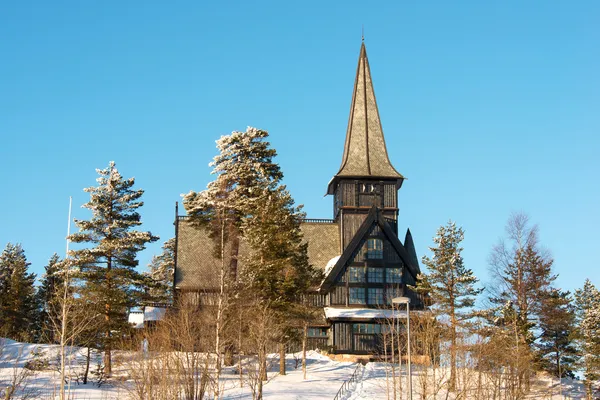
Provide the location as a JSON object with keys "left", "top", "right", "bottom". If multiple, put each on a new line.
{"left": 327, "top": 41, "right": 404, "bottom": 194}
{"left": 362, "top": 25, "right": 364, "bottom": 42}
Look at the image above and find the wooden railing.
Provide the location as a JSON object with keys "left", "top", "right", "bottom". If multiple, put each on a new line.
{"left": 303, "top": 218, "right": 335, "bottom": 224}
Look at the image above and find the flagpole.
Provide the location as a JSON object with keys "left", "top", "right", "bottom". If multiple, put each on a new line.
{"left": 66, "top": 196, "right": 72, "bottom": 257}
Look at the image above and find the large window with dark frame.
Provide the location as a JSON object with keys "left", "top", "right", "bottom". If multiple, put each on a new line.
{"left": 386, "top": 267, "right": 402, "bottom": 283}
{"left": 348, "top": 266, "right": 366, "bottom": 283}
{"left": 353, "top": 323, "right": 382, "bottom": 334}
{"left": 307, "top": 328, "right": 328, "bottom": 337}
{"left": 367, "top": 238, "right": 384, "bottom": 259}
{"left": 368, "top": 288, "right": 384, "bottom": 305}
{"left": 367, "top": 267, "right": 384, "bottom": 283}
{"left": 386, "top": 286, "right": 403, "bottom": 305}
{"left": 349, "top": 287, "right": 366, "bottom": 304}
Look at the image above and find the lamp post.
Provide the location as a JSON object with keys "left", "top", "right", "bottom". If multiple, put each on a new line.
{"left": 393, "top": 296, "right": 412, "bottom": 400}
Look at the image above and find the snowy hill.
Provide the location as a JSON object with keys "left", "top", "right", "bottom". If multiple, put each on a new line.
{"left": 0, "top": 338, "right": 588, "bottom": 399}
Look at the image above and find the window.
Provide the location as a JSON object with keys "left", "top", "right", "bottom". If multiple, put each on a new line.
{"left": 367, "top": 268, "right": 384, "bottom": 283}
{"left": 360, "top": 183, "right": 375, "bottom": 193}
{"left": 386, "top": 267, "right": 402, "bottom": 283}
{"left": 348, "top": 266, "right": 365, "bottom": 282}
{"left": 367, "top": 238, "right": 383, "bottom": 259}
{"left": 307, "top": 328, "right": 328, "bottom": 337}
{"left": 368, "top": 288, "right": 384, "bottom": 305}
{"left": 386, "top": 286, "right": 403, "bottom": 305}
{"left": 354, "top": 323, "right": 382, "bottom": 334}
{"left": 349, "top": 287, "right": 366, "bottom": 304}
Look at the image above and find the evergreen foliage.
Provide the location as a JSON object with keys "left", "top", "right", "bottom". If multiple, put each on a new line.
{"left": 0, "top": 243, "right": 39, "bottom": 342}
{"left": 146, "top": 238, "right": 175, "bottom": 303}
{"left": 574, "top": 279, "right": 600, "bottom": 397}
{"left": 420, "top": 221, "right": 482, "bottom": 391}
{"left": 489, "top": 213, "right": 556, "bottom": 348}
{"left": 37, "top": 253, "right": 64, "bottom": 342}
{"left": 537, "top": 289, "right": 577, "bottom": 378}
{"left": 69, "top": 161, "right": 158, "bottom": 373}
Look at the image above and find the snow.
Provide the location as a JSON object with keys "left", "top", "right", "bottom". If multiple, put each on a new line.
{"left": 325, "top": 307, "right": 407, "bottom": 320}
{"left": 127, "top": 311, "right": 144, "bottom": 328}
{"left": 0, "top": 338, "right": 589, "bottom": 399}
{"left": 128, "top": 306, "right": 167, "bottom": 328}
{"left": 323, "top": 255, "right": 340, "bottom": 279}
{"left": 144, "top": 306, "right": 166, "bottom": 321}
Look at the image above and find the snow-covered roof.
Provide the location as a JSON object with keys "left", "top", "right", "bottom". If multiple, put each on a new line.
{"left": 323, "top": 256, "right": 341, "bottom": 280}
{"left": 324, "top": 307, "right": 407, "bottom": 320}
{"left": 128, "top": 306, "right": 167, "bottom": 328}
{"left": 128, "top": 311, "right": 144, "bottom": 329}
{"left": 144, "top": 306, "right": 166, "bottom": 321}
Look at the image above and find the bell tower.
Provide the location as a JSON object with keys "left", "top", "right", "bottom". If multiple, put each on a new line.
{"left": 328, "top": 42, "right": 404, "bottom": 249}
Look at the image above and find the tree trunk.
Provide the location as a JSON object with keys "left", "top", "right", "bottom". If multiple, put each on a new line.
{"left": 302, "top": 323, "right": 307, "bottom": 380}
{"left": 83, "top": 346, "right": 91, "bottom": 384}
{"left": 279, "top": 342, "right": 286, "bottom": 375}
{"left": 260, "top": 344, "right": 268, "bottom": 382}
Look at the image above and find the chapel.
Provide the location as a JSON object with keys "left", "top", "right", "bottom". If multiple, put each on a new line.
{"left": 173, "top": 41, "right": 424, "bottom": 354}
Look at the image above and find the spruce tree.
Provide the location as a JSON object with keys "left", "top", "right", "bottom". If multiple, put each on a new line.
{"left": 574, "top": 279, "right": 600, "bottom": 398}
{"left": 146, "top": 238, "right": 175, "bottom": 303}
{"left": 37, "top": 253, "right": 64, "bottom": 342}
{"left": 420, "top": 221, "right": 482, "bottom": 391}
{"left": 69, "top": 161, "right": 158, "bottom": 374}
{"left": 537, "top": 289, "right": 577, "bottom": 378}
{"left": 0, "top": 243, "right": 39, "bottom": 342}
{"left": 488, "top": 213, "right": 557, "bottom": 393}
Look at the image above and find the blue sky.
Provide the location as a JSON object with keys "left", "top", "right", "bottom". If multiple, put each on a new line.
{"left": 0, "top": 1, "right": 598, "bottom": 294}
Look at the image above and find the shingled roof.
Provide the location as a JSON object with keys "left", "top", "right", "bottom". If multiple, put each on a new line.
{"left": 175, "top": 218, "right": 340, "bottom": 291}
{"left": 327, "top": 42, "right": 404, "bottom": 194}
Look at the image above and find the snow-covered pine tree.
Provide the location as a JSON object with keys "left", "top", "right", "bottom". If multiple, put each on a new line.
{"left": 69, "top": 161, "right": 158, "bottom": 374}
{"left": 183, "top": 127, "right": 284, "bottom": 398}
{"left": 420, "top": 221, "right": 483, "bottom": 392}
{"left": 537, "top": 289, "right": 577, "bottom": 379}
{"left": 0, "top": 243, "right": 39, "bottom": 342}
{"left": 37, "top": 253, "right": 64, "bottom": 342}
{"left": 183, "top": 127, "right": 283, "bottom": 279}
{"left": 574, "top": 279, "right": 600, "bottom": 399}
{"left": 146, "top": 238, "right": 175, "bottom": 303}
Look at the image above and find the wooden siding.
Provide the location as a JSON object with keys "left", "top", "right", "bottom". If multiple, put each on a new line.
{"left": 384, "top": 184, "right": 396, "bottom": 208}
{"left": 342, "top": 213, "right": 368, "bottom": 250}
{"left": 333, "top": 323, "right": 352, "bottom": 352}
{"left": 331, "top": 285, "right": 348, "bottom": 306}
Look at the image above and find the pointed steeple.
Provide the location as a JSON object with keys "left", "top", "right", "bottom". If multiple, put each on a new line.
{"left": 404, "top": 228, "right": 421, "bottom": 277}
{"left": 327, "top": 42, "right": 404, "bottom": 194}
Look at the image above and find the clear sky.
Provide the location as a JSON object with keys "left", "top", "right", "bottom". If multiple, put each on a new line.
{"left": 1, "top": 1, "right": 598, "bottom": 294}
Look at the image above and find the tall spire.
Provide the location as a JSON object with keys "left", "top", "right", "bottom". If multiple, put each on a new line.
{"left": 327, "top": 42, "right": 404, "bottom": 194}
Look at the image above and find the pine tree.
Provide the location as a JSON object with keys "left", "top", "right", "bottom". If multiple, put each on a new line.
{"left": 146, "top": 238, "right": 175, "bottom": 303}
{"left": 183, "top": 127, "right": 283, "bottom": 278}
{"left": 420, "top": 221, "right": 483, "bottom": 391}
{"left": 69, "top": 161, "right": 158, "bottom": 374}
{"left": 488, "top": 213, "right": 557, "bottom": 393}
{"left": 37, "top": 253, "right": 64, "bottom": 342}
{"left": 0, "top": 243, "right": 39, "bottom": 342}
{"left": 574, "top": 279, "right": 600, "bottom": 399}
{"left": 537, "top": 289, "right": 577, "bottom": 379}
{"left": 183, "top": 127, "right": 320, "bottom": 396}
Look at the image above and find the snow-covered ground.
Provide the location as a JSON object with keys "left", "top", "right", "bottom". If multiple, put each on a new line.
{"left": 0, "top": 338, "right": 588, "bottom": 399}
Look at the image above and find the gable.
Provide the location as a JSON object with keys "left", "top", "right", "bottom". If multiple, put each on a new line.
{"left": 320, "top": 206, "right": 419, "bottom": 291}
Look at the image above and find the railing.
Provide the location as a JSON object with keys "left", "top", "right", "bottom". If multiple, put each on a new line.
{"left": 303, "top": 218, "right": 335, "bottom": 224}
{"left": 333, "top": 362, "right": 363, "bottom": 400}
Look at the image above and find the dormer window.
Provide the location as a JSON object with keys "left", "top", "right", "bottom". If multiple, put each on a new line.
{"left": 366, "top": 238, "right": 383, "bottom": 259}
